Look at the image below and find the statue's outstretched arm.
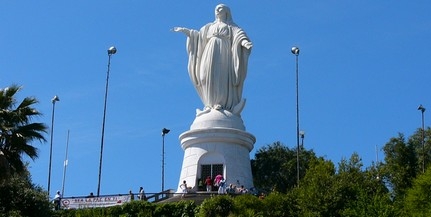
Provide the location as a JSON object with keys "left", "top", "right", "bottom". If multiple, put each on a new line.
{"left": 172, "top": 27, "right": 192, "bottom": 37}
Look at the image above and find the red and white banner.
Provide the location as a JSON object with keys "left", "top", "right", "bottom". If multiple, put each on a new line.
{"left": 61, "top": 195, "right": 131, "bottom": 209}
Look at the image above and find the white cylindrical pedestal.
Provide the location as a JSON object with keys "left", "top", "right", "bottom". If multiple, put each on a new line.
{"left": 176, "top": 127, "right": 255, "bottom": 193}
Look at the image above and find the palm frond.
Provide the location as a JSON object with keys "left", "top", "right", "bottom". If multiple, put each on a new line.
{"left": 0, "top": 84, "right": 47, "bottom": 177}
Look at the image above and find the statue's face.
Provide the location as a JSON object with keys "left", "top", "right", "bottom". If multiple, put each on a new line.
{"left": 215, "top": 5, "right": 227, "bottom": 20}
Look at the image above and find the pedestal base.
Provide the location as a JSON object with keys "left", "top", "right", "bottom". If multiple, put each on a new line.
{"left": 176, "top": 128, "right": 255, "bottom": 193}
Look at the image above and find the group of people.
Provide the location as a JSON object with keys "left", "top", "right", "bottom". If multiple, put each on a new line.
{"left": 202, "top": 175, "right": 249, "bottom": 195}
{"left": 226, "top": 184, "right": 249, "bottom": 195}
{"left": 129, "top": 186, "right": 147, "bottom": 201}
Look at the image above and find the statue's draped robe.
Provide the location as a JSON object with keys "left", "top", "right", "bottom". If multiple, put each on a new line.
{"left": 186, "top": 21, "right": 251, "bottom": 113}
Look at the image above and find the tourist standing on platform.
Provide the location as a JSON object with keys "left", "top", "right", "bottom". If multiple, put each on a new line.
{"left": 227, "top": 184, "right": 236, "bottom": 195}
{"left": 53, "top": 190, "right": 62, "bottom": 210}
{"left": 239, "top": 185, "right": 248, "bottom": 194}
{"left": 205, "top": 176, "right": 212, "bottom": 192}
{"left": 138, "top": 187, "right": 146, "bottom": 201}
{"left": 129, "top": 190, "right": 134, "bottom": 201}
{"left": 218, "top": 178, "right": 226, "bottom": 194}
{"left": 180, "top": 180, "right": 188, "bottom": 198}
{"left": 214, "top": 174, "right": 223, "bottom": 186}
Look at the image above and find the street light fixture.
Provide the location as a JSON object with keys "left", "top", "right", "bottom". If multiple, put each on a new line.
{"left": 108, "top": 46, "right": 117, "bottom": 55}
{"left": 418, "top": 104, "right": 426, "bottom": 173}
{"left": 291, "top": 46, "right": 300, "bottom": 186}
{"left": 97, "top": 46, "right": 117, "bottom": 196}
{"left": 161, "top": 128, "right": 170, "bottom": 192}
{"left": 300, "top": 131, "right": 305, "bottom": 148}
{"left": 291, "top": 47, "right": 300, "bottom": 55}
{"left": 48, "top": 95, "right": 60, "bottom": 199}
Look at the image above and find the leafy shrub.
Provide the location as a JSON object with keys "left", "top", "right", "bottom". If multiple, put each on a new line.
{"left": 0, "top": 172, "right": 52, "bottom": 217}
{"left": 154, "top": 200, "right": 195, "bottom": 217}
{"left": 260, "top": 192, "right": 295, "bottom": 217}
{"left": 232, "top": 194, "right": 264, "bottom": 217}
{"left": 198, "top": 195, "right": 234, "bottom": 217}
{"left": 119, "top": 200, "right": 155, "bottom": 217}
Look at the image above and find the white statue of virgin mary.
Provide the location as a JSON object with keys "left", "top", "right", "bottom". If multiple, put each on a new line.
{"left": 174, "top": 4, "right": 252, "bottom": 116}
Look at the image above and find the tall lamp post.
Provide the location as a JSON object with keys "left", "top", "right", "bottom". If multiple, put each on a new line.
{"left": 291, "top": 46, "right": 300, "bottom": 186}
{"left": 376, "top": 145, "right": 380, "bottom": 180}
{"left": 161, "top": 128, "right": 170, "bottom": 192}
{"left": 97, "top": 46, "right": 117, "bottom": 196}
{"left": 48, "top": 95, "right": 60, "bottom": 198}
{"left": 61, "top": 130, "right": 70, "bottom": 196}
{"left": 418, "top": 104, "right": 426, "bottom": 173}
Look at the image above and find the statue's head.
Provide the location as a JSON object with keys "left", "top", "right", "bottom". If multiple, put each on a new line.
{"left": 214, "top": 4, "right": 233, "bottom": 24}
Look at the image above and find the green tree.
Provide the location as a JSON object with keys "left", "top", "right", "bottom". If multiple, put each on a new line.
{"left": 336, "top": 154, "right": 394, "bottom": 217}
{"left": 232, "top": 194, "right": 264, "bottom": 217}
{"left": 261, "top": 192, "right": 297, "bottom": 217}
{"left": 408, "top": 127, "right": 431, "bottom": 174}
{"left": 0, "top": 85, "right": 47, "bottom": 181}
{"left": 0, "top": 168, "right": 52, "bottom": 217}
{"left": 292, "top": 153, "right": 395, "bottom": 217}
{"left": 404, "top": 166, "right": 431, "bottom": 216}
{"left": 251, "top": 141, "right": 316, "bottom": 193}
{"left": 335, "top": 153, "right": 365, "bottom": 214}
{"left": 294, "top": 157, "right": 338, "bottom": 216}
{"left": 381, "top": 133, "right": 418, "bottom": 201}
{"left": 198, "top": 195, "right": 234, "bottom": 217}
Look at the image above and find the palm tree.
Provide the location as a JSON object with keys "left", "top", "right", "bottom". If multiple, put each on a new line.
{"left": 0, "top": 85, "right": 48, "bottom": 182}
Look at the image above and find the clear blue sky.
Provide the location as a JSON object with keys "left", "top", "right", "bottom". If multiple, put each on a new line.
{"left": 1, "top": 1, "right": 430, "bottom": 198}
